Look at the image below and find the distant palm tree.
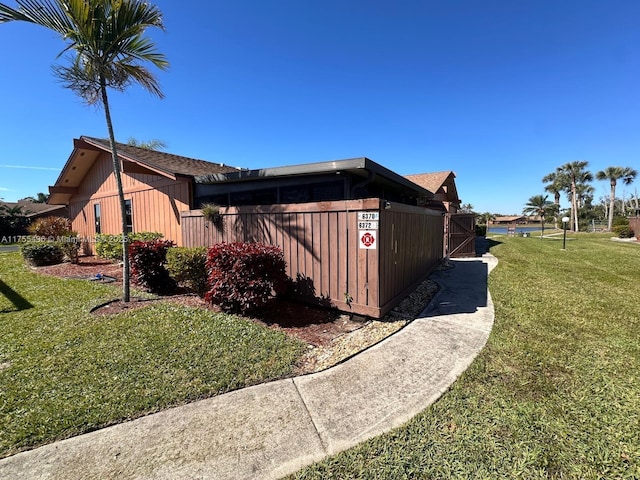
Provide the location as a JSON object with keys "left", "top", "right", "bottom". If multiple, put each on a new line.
{"left": 21, "top": 192, "right": 49, "bottom": 203}
{"left": 554, "top": 161, "right": 592, "bottom": 232}
{"left": 523, "top": 194, "right": 554, "bottom": 239}
{"left": 595, "top": 166, "right": 638, "bottom": 231}
{"left": 1, "top": 0, "right": 169, "bottom": 302}
{"left": 460, "top": 203, "right": 474, "bottom": 213}
{"left": 127, "top": 138, "right": 167, "bottom": 151}
{"left": 576, "top": 183, "right": 594, "bottom": 209}
{"left": 542, "top": 171, "right": 568, "bottom": 229}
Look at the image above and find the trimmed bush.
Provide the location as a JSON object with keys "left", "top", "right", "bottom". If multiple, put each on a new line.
{"left": 58, "top": 235, "right": 81, "bottom": 264}
{"left": 475, "top": 224, "right": 487, "bottom": 236}
{"left": 613, "top": 225, "right": 635, "bottom": 238}
{"left": 128, "top": 240, "right": 176, "bottom": 294}
{"left": 27, "top": 216, "right": 71, "bottom": 238}
{"left": 95, "top": 232, "right": 163, "bottom": 261}
{"left": 166, "top": 246, "right": 209, "bottom": 296}
{"left": 20, "top": 242, "right": 64, "bottom": 266}
{"left": 205, "top": 242, "right": 287, "bottom": 313}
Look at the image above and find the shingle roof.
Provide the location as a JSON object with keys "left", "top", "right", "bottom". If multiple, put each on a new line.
{"left": 82, "top": 136, "right": 242, "bottom": 177}
{"left": 404, "top": 171, "right": 454, "bottom": 193}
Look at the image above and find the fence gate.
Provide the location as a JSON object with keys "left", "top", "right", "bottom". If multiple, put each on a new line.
{"left": 449, "top": 213, "right": 476, "bottom": 258}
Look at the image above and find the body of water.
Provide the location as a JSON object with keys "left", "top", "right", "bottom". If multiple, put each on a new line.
{"left": 486, "top": 225, "right": 558, "bottom": 235}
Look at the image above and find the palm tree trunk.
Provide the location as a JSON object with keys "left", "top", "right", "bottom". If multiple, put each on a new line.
{"left": 100, "top": 77, "right": 130, "bottom": 302}
{"left": 608, "top": 179, "right": 616, "bottom": 232}
{"left": 572, "top": 181, "right": 579, "bottom": 232}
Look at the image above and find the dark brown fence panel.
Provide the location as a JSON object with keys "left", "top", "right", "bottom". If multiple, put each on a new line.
{"left": 181, "top": 198, "right": 443, "bottom": 318}
{"left": 449, "top": 213, "right": 476, "bottom": 258}
{"left": 378, "top": 203, "right": 444, "bottom": 315}
{"left": 629, "top": 217, "right": 640, "bottom": 239}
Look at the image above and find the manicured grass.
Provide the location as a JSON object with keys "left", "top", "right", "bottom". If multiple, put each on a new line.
{"left": 0, "top": 252, "right": 305, "bottom": 457}
{"left": 290, "top": 234, "right": 640, "bottom": 479}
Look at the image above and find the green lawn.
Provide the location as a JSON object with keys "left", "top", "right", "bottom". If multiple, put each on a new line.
{"left": 0, "top": 252, "right": 305, "bottom": 458}
{"left": 290, "top": 234, "right": 640, "bottom": 479}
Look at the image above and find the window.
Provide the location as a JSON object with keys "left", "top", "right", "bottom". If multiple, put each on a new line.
{"left": 124, "top": 199, "right": 133, "bottom": 233}
{"left": 94, "top": 203, "right": 101, "bottom": 234}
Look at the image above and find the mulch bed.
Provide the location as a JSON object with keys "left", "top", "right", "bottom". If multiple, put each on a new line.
{"left": 34, "top": 256, "right": 365, "bottom": 347}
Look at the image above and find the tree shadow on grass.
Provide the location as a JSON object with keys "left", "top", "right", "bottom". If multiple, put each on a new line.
{"left": 0, "top": 278, "right": 33, "bottom": 313}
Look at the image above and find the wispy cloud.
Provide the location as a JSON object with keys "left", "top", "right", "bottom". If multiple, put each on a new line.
{"left": 0, "top": 164, "right": 60, "bottom": 171}
{"left": 0, "top": 187, "right": 11, "bottom": 191}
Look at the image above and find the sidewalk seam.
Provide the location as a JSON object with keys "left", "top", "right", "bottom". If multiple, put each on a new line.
{"left": 291, "top": 378, "right": 329, "bottom": 454}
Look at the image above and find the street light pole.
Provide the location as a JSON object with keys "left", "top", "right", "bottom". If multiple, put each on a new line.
{"left": 562, "top": 216, "right": 570, "bottom": 250}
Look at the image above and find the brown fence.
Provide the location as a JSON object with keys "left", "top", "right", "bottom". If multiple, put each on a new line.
{"left": 181, "top": 198, "right": 444, "bottom": 318}
{"left": 630, "top": 217, "right": 640, "bottom": 239}
{"left": 449, "top": 213, "right": 476, "bottom": 258}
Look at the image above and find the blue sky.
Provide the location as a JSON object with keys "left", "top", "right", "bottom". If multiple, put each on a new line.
{"left": 1, "top": 0, "right": 639, "bottom": 214}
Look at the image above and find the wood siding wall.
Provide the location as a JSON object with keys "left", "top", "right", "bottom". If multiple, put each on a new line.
{"left": 68, "top": 153, "right": 190, "bottom": 253}
{"left": 181, "top": 198, "right": 443, "bottom": 318}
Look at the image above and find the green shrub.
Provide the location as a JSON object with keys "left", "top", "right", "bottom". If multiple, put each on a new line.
{"left": 166, "top": 246, "right": 209, "bottom": 296}
{"left": 58, "top": 235, "right": 81, "bottom": 264}
{"left": 95, "top": 232, "right": 163, "bottom": 261}
{"left": 20, "top": 241, "right": 64, "bottom": 266}
{"left": 613, "top": 225, "right": 634, "bottom": 238}
{"left": 612, "top": 216, "right": 629, "bottom": 227}
{"left": 475, "top": 224, "right": 487, "bottom": 236}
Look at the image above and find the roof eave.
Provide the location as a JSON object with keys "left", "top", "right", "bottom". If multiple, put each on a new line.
{"left": 195, "top": 157, "right": 434, "bottom": 199}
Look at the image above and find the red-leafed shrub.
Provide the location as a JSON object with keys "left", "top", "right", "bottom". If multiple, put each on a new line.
{"left": 205, "top": 242, "right": 287, "bottom": 313}
{"left": 129, "top": 240, "right": 177, "bottom": 294}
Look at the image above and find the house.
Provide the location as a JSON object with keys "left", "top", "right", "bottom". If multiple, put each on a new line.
{"left": 48, "top": 136, "right": 241, "bottom": 251}
{"left": 0, "top": 200, "right": 67, "bottom": 237}
{"left": 48, "top": 136, "right": 448, "bottom": 317}
{"left": 492, "top": 216, "right": 526, "bottom": 225}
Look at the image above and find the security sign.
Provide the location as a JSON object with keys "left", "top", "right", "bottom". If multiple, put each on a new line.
{"left": 359, "top": 230, "right": 377, "bottom": 249}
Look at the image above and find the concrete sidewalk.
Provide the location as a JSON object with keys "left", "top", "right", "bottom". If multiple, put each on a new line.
{"left": 0, "top": 254, "right": 498, "bottom": 480}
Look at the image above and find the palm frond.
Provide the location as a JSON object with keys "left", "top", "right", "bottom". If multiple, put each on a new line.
{"left": 0, "top": 0, "right": 73, "bottom": 32}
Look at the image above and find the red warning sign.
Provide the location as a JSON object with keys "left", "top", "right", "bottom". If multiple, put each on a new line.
{"left": 359, "top": 230, "right": 376, "bottom": 249}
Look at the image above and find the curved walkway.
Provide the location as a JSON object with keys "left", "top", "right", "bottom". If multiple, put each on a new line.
{"left": 0, "top": 253, "right": 498, "bottom": 480}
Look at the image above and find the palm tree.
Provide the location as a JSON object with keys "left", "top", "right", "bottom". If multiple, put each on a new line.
{"left": 595, "top": 166, "right": 638, "bottom": 231}
{"left": 1, "top": 0, "right": 168, "bottom": 302}
{"left": 554, "top": 161, "right": 593, "bottom": 232}
{"left": 460, "top": 203, "right": 474, "bottom": 213}
{"left": 127, "top": 138, "right": 167, "bottom": 151}
{"left": 21, "top": 192, "right": 49, "bottom": 203}
{"left": 542, "top": 171, "right": 568, "bottom": 229}
{"left": 523, "top": 194, "right": 554, "bottom": 239}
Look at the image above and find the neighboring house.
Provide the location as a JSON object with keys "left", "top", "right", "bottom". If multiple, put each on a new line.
{"left": 48, "top": 136, "right": 241, "bottom": 251}
{"left": 404, "top": 171, "right": 461, "bottom": 213}
{"left": 0, "top": 200, "right": 67, "bottom": 237}
{"left": 492, "top": 216, "right": 526, "bottom": 224}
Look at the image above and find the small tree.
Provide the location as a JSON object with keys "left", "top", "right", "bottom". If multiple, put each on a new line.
{"left": 1, "top": 0, "right": 169, "bottom": 302}
{"left": 523, "top": 194, "right": 555, "bottom": 239}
